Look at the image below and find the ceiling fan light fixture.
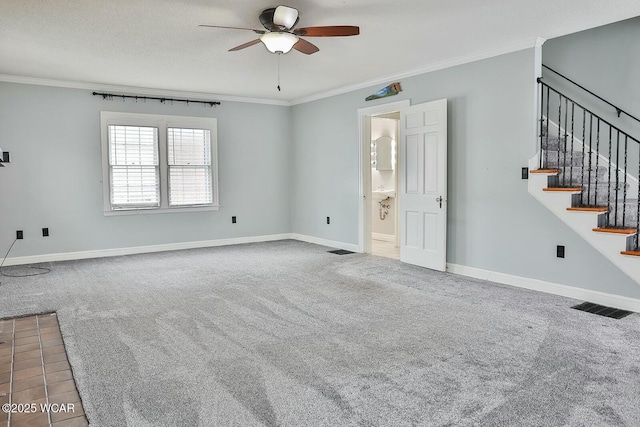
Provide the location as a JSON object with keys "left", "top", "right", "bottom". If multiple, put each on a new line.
{"left": 260, "top": 32, "right": 299, "bottom": 54}
{"left": 273, "top": 5, "right": 299, "bottom": 29}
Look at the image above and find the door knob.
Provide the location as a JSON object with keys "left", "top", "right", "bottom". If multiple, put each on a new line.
{"left": 436, "top": 196, "right": 444, "bottom": 208}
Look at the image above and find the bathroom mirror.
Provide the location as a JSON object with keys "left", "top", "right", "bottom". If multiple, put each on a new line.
{"left": 374, "top": 136, "right": 394, "bottom": 171}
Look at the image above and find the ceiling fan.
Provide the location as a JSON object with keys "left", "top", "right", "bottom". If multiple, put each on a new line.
{"left": 199, "top": 5, "right": 360, "bottom": 55}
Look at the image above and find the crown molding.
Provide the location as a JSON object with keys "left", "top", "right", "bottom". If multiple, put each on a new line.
{"left": 290, "top": 37, "right": 546, "bottom": 106}
{"left": 0, "top": 74, "right": 291, "bottom": 107}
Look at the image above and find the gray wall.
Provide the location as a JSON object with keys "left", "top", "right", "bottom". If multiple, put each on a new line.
{"left": 543, "top": 16, "right": 640, "bottom": 139}
{"left": 291, "top": 48, "right": 640, "bottom": 299}
{"left": 3, "top": 40, "right": 640, "bottom": 299}
{"left": 542, "top": 17, "right": 640, "bottom": 182}
{"left": 0, "top": 82, "right": 292, "bottom": 257}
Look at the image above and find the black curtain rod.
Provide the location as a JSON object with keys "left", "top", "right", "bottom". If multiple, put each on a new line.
{"left": 92, "top": 91, "right": 221, "bottom": 107}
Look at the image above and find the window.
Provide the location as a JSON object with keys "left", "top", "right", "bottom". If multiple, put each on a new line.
{"left": 100, "top": 112, "right": 218, "bottom": 215}
{"left": 167, "top": 128, "right": 212, "bottom": 206}
{"left": 108, "top": 125, "right": 160, "bottom": 209}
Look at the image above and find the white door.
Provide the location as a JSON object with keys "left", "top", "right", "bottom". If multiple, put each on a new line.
{"left": 399, "top": 99, "right": 447, "bottom": 270}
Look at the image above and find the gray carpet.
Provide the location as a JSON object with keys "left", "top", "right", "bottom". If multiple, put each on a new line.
{"left": 1, "top": 239, "right": 640, "bottom": 426}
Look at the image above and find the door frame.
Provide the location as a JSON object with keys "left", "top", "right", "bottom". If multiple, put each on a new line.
{"left": 357, "top": 99, "right": 410, "bottom": 253}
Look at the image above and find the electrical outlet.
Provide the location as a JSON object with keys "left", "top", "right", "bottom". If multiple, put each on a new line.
{"left": 327, "top": 216, "right": 330, "bottom": 224}
{"left": 232, "top": 216, "right": 237, "bottom": 224}
{"left": 522, "top": 167, "right": 529, "bottom": 179}
{"left": 42, "top": 227, "right": 49, "bottom": 237}
{"left": 16, "top": 230, "right": 23, "bottom": 240}
{"left": 557, "top": 245, "right": 565, "bottom": 258}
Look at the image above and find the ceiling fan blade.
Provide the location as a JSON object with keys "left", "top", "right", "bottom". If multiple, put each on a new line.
{"left": 293, "top": 38, "right": 319, "bottom": 55}
{"left": 273, "top": 5, "right": 299, "bottom": 30}
{"left": 199, "top": 25, "right": 265, "bottom": 34}
{"left": 293, "top": 26, "right": 360, "bottom": 37}
{"left": 229, "top": 39, "right": 262, "bottom": 52}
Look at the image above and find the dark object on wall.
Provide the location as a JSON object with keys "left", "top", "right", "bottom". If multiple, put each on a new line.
{"left": 92, "top": 92, "right": 220, "bottom": 107}
{"left": 0, "top": 150, "right": 9, "bottom": 167}
{"left": 366, "top": 82, "right": 402, "bottom": 101}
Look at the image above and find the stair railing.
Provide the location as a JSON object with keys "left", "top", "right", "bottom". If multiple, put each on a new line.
{"left": 537, "top": 78, "right": 640, "bottom": 250}
{"left": 542, "top": 65, "right": 640, "bottom": 125}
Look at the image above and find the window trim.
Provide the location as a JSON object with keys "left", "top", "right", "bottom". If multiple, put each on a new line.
{"left": 100, "top": 111, "right": 219, "bottom": 215}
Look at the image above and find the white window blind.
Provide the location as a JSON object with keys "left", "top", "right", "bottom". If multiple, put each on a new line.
{"left": 108, "top": 125, "right": 160, "bottom": 209}
{"left": 167, "top": 128, "right": 212, "bottom": 206}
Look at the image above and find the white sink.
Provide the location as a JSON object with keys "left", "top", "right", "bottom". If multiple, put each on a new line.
{"left": 372, "top": 190, "right": 396, "bottom": 200}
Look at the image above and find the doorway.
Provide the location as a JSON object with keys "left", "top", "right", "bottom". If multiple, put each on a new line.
{"left": 370, "top": 113, "right": 400, "bottom": 259}
{"left": 358, "top": 100, "right": 409, "bottom": 257}
{"left": 358, "top": 98, "right": 448, "bottom": 271}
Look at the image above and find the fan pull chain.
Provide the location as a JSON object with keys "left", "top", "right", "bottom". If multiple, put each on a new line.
{"left": 277, "top": 53, "right": 281, "bottom": 91}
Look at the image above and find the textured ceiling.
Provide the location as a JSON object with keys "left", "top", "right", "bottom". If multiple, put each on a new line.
{"left": 2, "top": 0, "right": 640, "bottom": 103}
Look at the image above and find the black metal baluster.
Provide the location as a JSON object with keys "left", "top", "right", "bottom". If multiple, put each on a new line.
{"left": 545, "top": 86, "right": 550, "bottom": 169}
{"left": 581, "top": 110, "right": 586, "bottom": 205}
{"left": 615, "top": 131, "right": 620, "bottom": 227}
{"left": 622, "top": 135, "right": 629, "bottom": 228}
{"left": 562, "top": 98, "right": 569, "bottom": 186}
{"left": 594, "top": 119, "right": 600, "bottom": 207}
{"left": 557, "top": 93, "right": 563, "bottom": 184}
{"left": 570, "top": 103, "right": 575, "bottom": 187}
{"left": 587, "top": 114, "right": 593, "bottom": 205}
{"left": 607, "top": 127, "right": 613, "bottom": 226}
{"left": 539, "top": 82, "right": 545, "bottom": 169}
{"left": 636, "top": 153, "right": 640, "bottom": 250}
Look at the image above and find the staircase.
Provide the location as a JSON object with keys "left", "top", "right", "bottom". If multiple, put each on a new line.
{"left": 528, "top": 76, "right": 640, "bottom": 285}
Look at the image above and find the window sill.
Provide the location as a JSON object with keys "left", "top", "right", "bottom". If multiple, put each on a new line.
{"left": 103, "top": 205, "right": 220, "bottom": 216}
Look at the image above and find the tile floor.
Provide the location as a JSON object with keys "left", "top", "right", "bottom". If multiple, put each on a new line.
{"left": 372, "top": 239, "right": 400, "bottom": 260}
{"left": 0, "top": 313, "right": 87, "bottom": 427}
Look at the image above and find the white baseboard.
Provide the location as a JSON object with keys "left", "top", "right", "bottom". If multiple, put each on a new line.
{"left": 290, "top": 234, "right": 360, "bottom": 252}
{"left": 447, "top": 263, "right": 640, "bottom": 312}
{"left": 8, "top": 234, "right": 637, "bottom": 313}
{"left": 4, "top": 233, "right": 360, "bottom": 266}
{"left": 372, "top": 233, "right": 395, "bottom": 242}
{"left": 4, "top": 234, "right": 292, "bottom": 266}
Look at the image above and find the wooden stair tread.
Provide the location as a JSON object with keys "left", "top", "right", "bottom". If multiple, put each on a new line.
{"left": 621, "top": 251, "right": 640, "bottom": 257}
{"left": 593, "top": 228, "right": 637, "bottom": 235}
{"left": 543, "top": 187, "right": 582, "bottom": 192}
{"left": 531, "top": 169, "right": 559, "bottom": 174}
{"left": 567, "top": 207, "right": 609, "bottom": 212}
